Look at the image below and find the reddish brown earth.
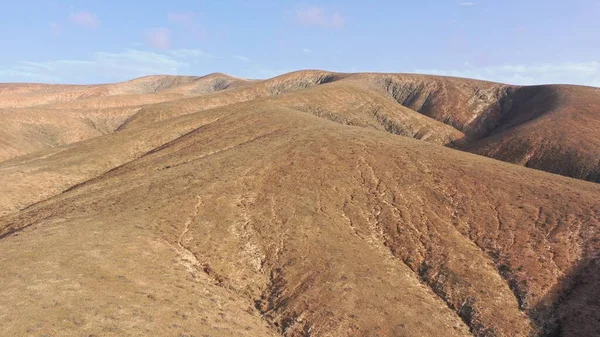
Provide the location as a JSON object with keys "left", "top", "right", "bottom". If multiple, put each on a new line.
{"left": 0, "top": 71, "right": 598, "bottom": 337}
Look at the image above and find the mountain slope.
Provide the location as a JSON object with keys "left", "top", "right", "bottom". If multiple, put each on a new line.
{"left": 460, "top": 84, "right": 600, "bottom": 182}
{"left": 0, "top": 74, "right": 250, "bottom": 162}
{"left": 1, "top": 100, "right": 598, "bottom": 336}
{"left": 115, "top": 71, "right": 600, "bottom": 182}
{"left": 1, "top": 71, "right": 599, "bottom": 183}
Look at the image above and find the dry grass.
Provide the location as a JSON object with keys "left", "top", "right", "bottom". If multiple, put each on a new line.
{"left": 0, "top": 71, "right": 599, "bottom": 336}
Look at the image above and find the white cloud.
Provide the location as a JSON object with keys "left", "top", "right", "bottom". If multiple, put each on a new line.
{"left": 295, "top": 7, "right": 346, "bottom": 29}
{"left": 0, "top": 69, "right": 61, "bottom": 83}
{"left": 168, "top": 12, "right": 196, "bottom": 26}
{"left": 167, "top": 12, "right": 206, "bottom": 39}
{"left": 49, "top": 22, "right": 61, "bottom": 38}
{"left": 414, "top": 61, "right": 600, "bottom": 87}
{"left": 0, "top": 49, "right": 209, "bottom": 83}
{"left": 239, "top": 66, "right": 297, "bottom": 80}
{"left": 233, "top": 55, "right": 250, "bottom": 62}
{"left": 302, "top": 48, "right": 311, "bottom": 54}
{"left": 69, "top": 10, "right": 100, "bottom": 28}
{"left": 170, "top": 49, "right": 212, "bottom": 58}
{"left": 146, "top": 27, "right": 171, "bottom": 49}
{"left": 331, "top": 12, "right": 346, "bottom": 29}
{"left": 459, "top": 2, "right": 477, "bottom": 6}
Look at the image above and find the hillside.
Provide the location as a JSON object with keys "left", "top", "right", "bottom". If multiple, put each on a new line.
{"left": 0, "top": 71, "right": 599, "bottom": 337}
{"left": 0, "top": 73, "right": 250, "bottom": 162}
{"left": 1, "top": 71, "right": 598, "bottom": 182}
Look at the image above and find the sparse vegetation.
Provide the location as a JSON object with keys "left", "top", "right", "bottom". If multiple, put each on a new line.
{"left": 0, "top": 71, "right": 598, "bottom": 336}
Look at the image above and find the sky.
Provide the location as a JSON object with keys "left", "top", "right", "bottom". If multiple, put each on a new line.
{"left": 0, "top": 1, "right": 599, "bottom": 86}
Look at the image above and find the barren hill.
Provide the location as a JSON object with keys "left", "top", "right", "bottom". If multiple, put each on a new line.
{"left": 2, "top": 70, "right": 598, "bottom": 181}
{"left": 0, "top": 71, "right": 599, "bottom": 337}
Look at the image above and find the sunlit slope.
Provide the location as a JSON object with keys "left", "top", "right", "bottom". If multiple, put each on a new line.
{"left": 1, "top": 104, "right": 598, "bottom": 336}
{"left": 1, "top": 70, "right": 599, "bottom": 182}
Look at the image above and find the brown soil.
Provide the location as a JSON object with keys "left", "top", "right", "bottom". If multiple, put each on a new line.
{"left": 0, "top": 71, "right": 599, "bottom": 336}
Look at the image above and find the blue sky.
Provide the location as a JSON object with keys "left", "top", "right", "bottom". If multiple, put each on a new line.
{"left": 1, "top": 1, "right": 599, "bottom": 86}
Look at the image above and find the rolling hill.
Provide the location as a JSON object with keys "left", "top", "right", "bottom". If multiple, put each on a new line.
{"left": 0, "top": 71, "right": 599, "bottom": 337}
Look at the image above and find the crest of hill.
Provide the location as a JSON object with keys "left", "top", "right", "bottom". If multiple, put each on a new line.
{"left": 115, "top": 70, "right": 600, "bottom": 183}
{"left": 0, "top": 73, "right": 247, "bottom": 108}
{"left": 0, "top": 73, "right": 251, "bottom": 162}
{"left": 0, "top": 70, "right": 599, "bottom": 183}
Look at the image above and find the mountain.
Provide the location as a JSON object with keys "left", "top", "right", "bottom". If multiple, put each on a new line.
{"left": 0, "top": 71, "right": 598, "bottom": 337}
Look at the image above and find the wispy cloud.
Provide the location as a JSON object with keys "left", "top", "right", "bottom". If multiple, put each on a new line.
{"left": 302, "top": 48, "right": 311, "bottom": 54}
{"left": 0, "top": 49, "right": 209, "bottom": 83}
{"left": 167, "top": 12, "right": 206, "bottom": 39}
{"left": 146, "top": 27, "right": 171, "bottom": 49}
{"left": 170, "top": 49, "right": 212, "bottom": 58}
{"left": 49, "top": 22, "right": 61, "bottom": 38}
{"left": 415, "top": 61, "right": 600, "bottom": 87}
{"left": 459, "top": 2, "right": 477, "bottom": 6}
{"left": 295, "top": 7, "right": 346, "bottom": 29}
{"left": 168, "top": 12, "right": 196, "bottom": 26}
{"left": 69, "top": 10, "right": 100, "bottom": 28}
{"left": 239, "top": 66, "right": 298, "bottom": 79}
{"left": 331, "top": 12, "right": 345, "bottom": 29}
{"left": 233, "top": 55, "right": 250, "bottom": 62}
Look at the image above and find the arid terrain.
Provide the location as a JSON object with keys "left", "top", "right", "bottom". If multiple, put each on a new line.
{"left": 0, "top": 70, "right": 598, "bottom": 337}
